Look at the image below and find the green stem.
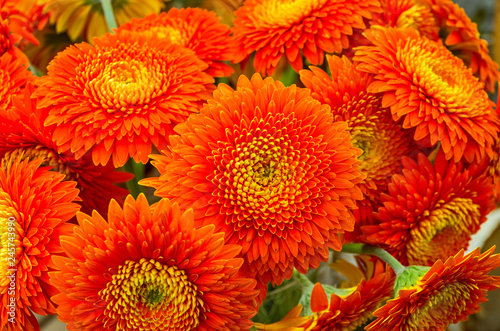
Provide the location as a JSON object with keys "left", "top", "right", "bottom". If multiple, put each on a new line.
{"left": 123, "top": 159, "right": 145, "bottom": 198}
{"left": 342, "top": 243, "right": 406, "bottom": 275}
{"left": 100, "top": 0, "right": 117, "bottom": 31}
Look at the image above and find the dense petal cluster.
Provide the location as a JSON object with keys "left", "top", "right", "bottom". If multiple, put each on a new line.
{"left": 35, "top": 31, "right": 214, "bottom": 167}
{"left": 0, "top": 85, "right": 132, "bottom": 216}
{"left": 366, "top": 247, "right": 500, "bottom": 330}
{"left": 301, "top": 55, "right": 415, "bottom": 226}
{"left": 0, "top": 156, "right": 80, "bottom": 331}
{"left": 0, "top": 52, "right": 35, "bottom": 112}
{"left": 354, "top": 27, "right": 499, "bottom": 163}
{"left": 42, "top": 0, "right": 163, "bottom": 41}
{"left": 363, "top": 151, "right": 496, "bottom": 266}
{"left": 421, "top": 0, "right": 499, "bottom": 92}
{"left": 51, "top": 194, "right": 259, "bottom": 331}
{"left": 143, "top": 74, "right": 364, "bottom": 292}
{"left": 232, "top": 0, "right": 381, "bottom": 76}
{"left": 118, "top": 8, "right": 236, "bottom": 77}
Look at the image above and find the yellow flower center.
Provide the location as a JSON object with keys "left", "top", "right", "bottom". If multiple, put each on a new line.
{"left": 151, "top": 25, "right": 190, "bottom": 47}
{"left": 407, "top": 198, "right": 479, "bottom": 265}
{"left": 253, "top": 0, "right": 328, "bottom": 28}
{"left": 100, "top": 258, "right": 202, "bottom": 331}
{"left": 0, "top": 191, "right": 19, "bottom": 286}
{"left": 227, "top": 133, "right": 299, "bottom": 217}
{"left": 408, "top": 281, "right": 474, "bottom": 328}
{"left": 85, "top": 55, "right": 164, "bottom": 115}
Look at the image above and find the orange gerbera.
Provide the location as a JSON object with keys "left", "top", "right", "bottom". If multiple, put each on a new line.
{"left": 301, "top": 55, "right": 416, "bottom": 230}
{"left": 0, "top": 52, "right": 35, "bottom": 112}
{"left": 35, "top": 31, "right": 214, "bottom": 167}
{"left": 143, "top": 74, "right": 364, "bottom": 296}
{"left": 363, "top": 150, "right": 496, "bottom": 266}
{"left": 231, "top": 0, "right": 381, "bottom": 76}
{"left": 51, "top": 194, "right": 259, "bottom": 331}
{"left": 366, "top": 247, "right": 500, "bottom": 330}
{"left": 0, "top": 84, "right": 132, "bottom": 216}
{"left": 421, "top": 0, "right": 499, "bottom": 92}
{"left": 117, "top": 8, "right": 236, "bottom": 77}
{"left": 370, "top": 0, "right": 439, "bottom": 40}
{"left": 354, "top": 27, "right": 499, "bottom": 163}
{"left": 0, "top": 156, "right": 80, "bottom": 331}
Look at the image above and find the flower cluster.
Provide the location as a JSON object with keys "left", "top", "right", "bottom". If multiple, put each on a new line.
{"left": 2, "top": 0, "right": 500, "bottom": 330}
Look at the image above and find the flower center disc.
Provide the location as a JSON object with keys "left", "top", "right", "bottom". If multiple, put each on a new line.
{"left": 0, "top": 191, "right": 18, "bottom": 282}
{"left": 100, "top": 258, "right": 201, "bottom": 331}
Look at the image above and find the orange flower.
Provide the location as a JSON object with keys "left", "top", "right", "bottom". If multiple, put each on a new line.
{"left": 310, "top": 271, "right": 393, "bottom": 330}
{"left": 0, "top": 52, "right": 35, "bottom": 112}
{"left": 232, "top": 0, "right": 381, "bottom": 76}
{"left": 366, "top": 247, "right": 500, "bottom": 330}
{"left": 35, "top": 31, "right": 214, "bottom": 167}
{"left": 421, "top": 0, "right": 499, "bottom": 92}
{"left": 50, "top": 194, "right": 259, "bottom": 331}
{"left": 142, "top": 74, "right": 364, "bottom": 297}
{"left": 354, "top": 27, "right": 499, "bottom": 163}
{"left": 300, "top": 55, "right": 416, "bottom": 232}
{"left": 370, "top": 0, "right": 439, "bottom": 40}
{"left": 363, "top": 150, "right": 496, "bottom": 266}
{"left": 0, "top": 84, "right": 132, "bottom": 216}
{"left": 0, "top": 156, "right": 80, "bottom": 331}
{"left": 254, "top": 304, "right": 317, "bottom": 331}
{"left": 117, "top": 8, "right": 236, "bottom": 77}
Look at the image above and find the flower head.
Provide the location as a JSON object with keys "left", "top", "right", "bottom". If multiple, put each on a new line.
{"left": 118, "top": 8, "right": 236, "bottom": 77}
{"left": 300, "top": 55, "right": 416, "bottom": 228}
{"left": 232, "top": 0, "right": 381, "bottom": 76}
{"left": 363, "top": 150, "right": 496, "bottom": 266}
{"left": 422, "top": 0, "right": 499, "bottom": 92}
{"left": 42, "top": 0, "right": 163, "bottom": 41}
{"left": 143, "top": 74, "right": 364, "bottom": 293}
{"left": 366, "top": 247, "right": 500, "bottom": 330}
{"left": 354, "top": 26, "right": 499, "bottom": 163}
{"left": 0, "top": 84, "right": 132, "bottom": 216}
{"left": 36, "top": 31, "right": 214, "bottom": 167}
{"left": 51, "top": 194, "right": 259, "bottom": 331}
{"left": 0, "top": 156, "right": 80, "bottom": 330}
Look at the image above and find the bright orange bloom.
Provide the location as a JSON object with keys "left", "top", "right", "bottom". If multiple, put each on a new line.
{"left": 232, "top": 0, "right": 381, "bottom": 76}
{"left": 118, "top": 8, "right": 236, "bottom": 77}
{"left": 35, "top": 31, "right": 214, "bottom": 167}
{"left": 0, "top": 156, "right": 80, "bottom": 331}
{"left": 0, "top": 52, "right": 35, "bottom": 112}
{"left": 370, "top": 0, "right": 439, "bottom": 40}
{"left": 301, "top": 55, "right": 416, "bottom": 231}
{"left": 0, "top": 84, "right": 132, "bottom": 216}
{"left": 310, "top": 271, "right": 393, "bottom": 330}
{"left": 51, "top": 194, "right": 259, "bottom": 331}
{"left": 354, "top": 27, "right": 499, "bottom": 163}
{"left": 143, "top": 74, "right": 364, "bottom": 297}
{"left": 363, "top": 150, "right": 496, "bottom": 266}
{"left": 421, "top": 0, "right": 499, "bottom": 92}
{"left": 254, "top": 304, "right": 317, "bottom": 331}
{"left": 366, "top": 247, "right": 500, "bottom": 331}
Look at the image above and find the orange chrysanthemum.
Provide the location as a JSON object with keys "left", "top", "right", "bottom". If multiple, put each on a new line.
{"left": 0, "top": 84, "right": 132, "bottom": 216}
{"left": 118, "top": 8, "right": 236, "bottom": 77}
{"left": 421, "top": 0, "right": 499, "bottom": 92}
{"left": 370, "top": 0, "right": 439, "bottom": 41}
{"left": 143, "top": 74, "right": 364, "bottom": 295}
{"left": 50, "top": 194, "right": 259, "bottom": 331}
{"left": 35, "top": 31, "right": 214, "bottom": 167}
{"left": 0, "top": 156, "right": 80, "bottom": 331}
{"left": 300, "top": 55, "right": 416, "bottom": 227}
{"left": 0, "top": 52, "right": 35, "bottom": 112}
{"left": 363, "top": 150, "right": 496, "bottom": 266}
{"left": 309, "top": 271, "right": 393, "bottom": 330}
{"left": 366, "top": 247, "right": 500, "bottom": 331}
{"left": 231, "top": 0, "right": 381, "bottom": 76}
{"left": 354, "top": 27, "right": 499, "bottom": 163}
